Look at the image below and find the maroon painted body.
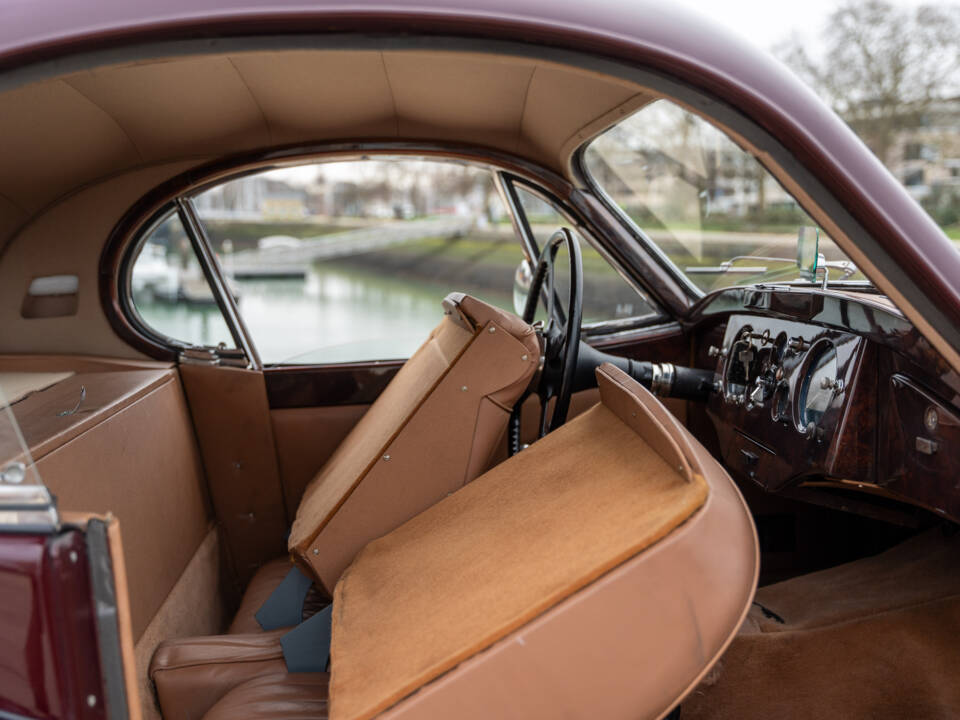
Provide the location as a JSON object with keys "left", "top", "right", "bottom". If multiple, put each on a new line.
{"left": 0, "top": 0, "right": 958, "bottom": 349}
{"left": 0, "top": 530, "right": 105, "bottom": 720}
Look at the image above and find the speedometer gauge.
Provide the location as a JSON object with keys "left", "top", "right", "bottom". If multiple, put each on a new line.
{"left": 798, "top": 342, "right": 838, "bottom": 428}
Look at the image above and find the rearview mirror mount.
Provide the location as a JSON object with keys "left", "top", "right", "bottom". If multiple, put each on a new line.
{"left": 797, "top": 226, "right": 820, "bottom": 280}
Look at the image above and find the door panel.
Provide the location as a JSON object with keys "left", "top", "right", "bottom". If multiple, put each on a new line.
{"left": 179, "top": 364, "right": 288, "bottom": 589}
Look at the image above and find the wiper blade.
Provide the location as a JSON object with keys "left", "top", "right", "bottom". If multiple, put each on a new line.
{"left": 684, "top": 256, "right": 794, "bottom": 275}
{"left": 685, "top": 255, "right": 861, "bottom": 283}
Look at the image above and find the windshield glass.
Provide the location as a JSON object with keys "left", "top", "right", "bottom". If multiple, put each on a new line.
{"left": 583, "top": 99, "right": 868, "bottom": 294}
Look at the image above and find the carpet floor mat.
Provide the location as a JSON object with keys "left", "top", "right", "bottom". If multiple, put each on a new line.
{"left": 681, "top": 527, "right": 960, "bottom": 720}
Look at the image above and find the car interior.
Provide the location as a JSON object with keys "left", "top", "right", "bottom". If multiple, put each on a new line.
{"left": 1, "top": 45, "right": 958, "bottom": 720}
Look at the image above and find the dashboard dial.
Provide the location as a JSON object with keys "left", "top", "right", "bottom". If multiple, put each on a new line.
{"left": 798, "top": 341, "right": 839, "bottom": 428}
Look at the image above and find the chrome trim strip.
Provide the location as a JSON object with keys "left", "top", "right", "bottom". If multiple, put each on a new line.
{"left": 0, "top": 484, "right": 59, "bottom": 533}
{"left": 493, "top": 170, "right": 539, "bottom": 268}
{"left": 176, "top": 197, "right": 263, "bottom": 370}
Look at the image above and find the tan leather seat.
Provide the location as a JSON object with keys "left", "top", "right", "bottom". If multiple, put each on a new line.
{"left": 150, "top": 294, "right": 539, "bottom": 718}
{"left": 228, "top": 557, "right": 298, "bottom": 634}
{"left": 327, "top": 364, "right": 758, "bottom": 720}
{"left": 165, "top": 365, "right": 757, "bottom": 720}
{"left": 151, "top": 630, "right": 289, "bottom": 720}
{"left": 287, "top": 292, "right": 540, "bottom": 593}
{"left": 202, "top": 673, "right": 329, "bottom": 720}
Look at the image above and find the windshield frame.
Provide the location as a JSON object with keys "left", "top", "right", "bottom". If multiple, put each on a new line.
{"left": 573, "top": 142, "right": 706, "bottom": 302}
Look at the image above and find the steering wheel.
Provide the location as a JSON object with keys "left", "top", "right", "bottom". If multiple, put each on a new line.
{"left": 508, "top": 228, "right": 583, "bottom": 455}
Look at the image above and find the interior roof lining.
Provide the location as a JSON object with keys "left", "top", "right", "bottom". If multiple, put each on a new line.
{"left": 63, "top": 77, "right": 146, "bottom": 162}
{"left": 0, "top": 44, "right": 646, "bottom": 221}
{"left": 226, "top": 55, "right": 275, "bottom": 146}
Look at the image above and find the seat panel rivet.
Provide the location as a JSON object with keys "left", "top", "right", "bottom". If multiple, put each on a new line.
{"left": 69, "top": 551, "right": 78, "bottom": 563}
{"left": 461, "top": 386, "right": 468, "bottom": 392}
{"left": 383, "top": 454, "right": 391, "bottom": 461}
{"left": 521, "top": 355, "right": 528, "bottom": 361}
{"left": 488, "top": 326, "right": 496, "bottom": 333}
{"left": 86, "top": 695, "right": 97, "bottom": 708}
{"left": 312, "top": 548, "right": 319, "bottom": 556}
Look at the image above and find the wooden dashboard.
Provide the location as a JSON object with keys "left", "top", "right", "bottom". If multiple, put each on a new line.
{"left": 688, "top": 287, "right": 960, "bottom": 523}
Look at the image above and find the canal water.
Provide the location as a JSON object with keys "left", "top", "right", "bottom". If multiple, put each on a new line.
{"left": 136, "top": 262, "right": 515, "bottom": 365}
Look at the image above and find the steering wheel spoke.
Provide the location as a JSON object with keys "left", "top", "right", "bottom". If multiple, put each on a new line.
{"left": 508, "top": 228, "right": 583, "bottom": 455}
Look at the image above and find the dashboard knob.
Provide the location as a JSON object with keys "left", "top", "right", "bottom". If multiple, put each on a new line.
{"left": 819, "top": 376, "right": 844, "bottom": 392}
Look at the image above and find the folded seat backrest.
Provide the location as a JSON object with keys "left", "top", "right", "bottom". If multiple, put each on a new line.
{"left": 288, "top": 293, "right": 540, "bottom": 593}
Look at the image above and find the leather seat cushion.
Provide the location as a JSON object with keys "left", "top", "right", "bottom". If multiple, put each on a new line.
{"left": 229, "top": 556, "right": 297, "bottom": 634}
{"left": 328, "top": 364, "right": 710, "bottom": 720}
{"left": 150, "top": 630, "right": 288, "bottom": 720}
{"left": 203, "top": 672, "right": 329, "bottom": 720}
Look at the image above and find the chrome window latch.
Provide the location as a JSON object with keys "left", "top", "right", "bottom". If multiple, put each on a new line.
{"left": 179, "top": 343, "right": 249, "bottom": 368}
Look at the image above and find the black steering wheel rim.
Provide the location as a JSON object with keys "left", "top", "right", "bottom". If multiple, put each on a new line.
{"left": 508, "top": 228, "right": 583, "bottom": 455}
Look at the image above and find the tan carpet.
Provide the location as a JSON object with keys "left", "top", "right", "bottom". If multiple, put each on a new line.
{"left": 682, "top": 527, "right": 960, "bottom": 719}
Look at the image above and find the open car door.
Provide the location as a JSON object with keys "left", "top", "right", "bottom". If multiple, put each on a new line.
{"left": 0, "top": 392, "right": 140, "bottom": 720}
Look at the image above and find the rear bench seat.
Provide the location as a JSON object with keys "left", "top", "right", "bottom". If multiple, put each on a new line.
{"left": 199, "top": 364, "right": 758, "bottom": 720}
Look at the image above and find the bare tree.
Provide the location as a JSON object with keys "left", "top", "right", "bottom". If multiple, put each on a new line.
{"left": 779, "top": 0, "right": 960, "bottom": 164}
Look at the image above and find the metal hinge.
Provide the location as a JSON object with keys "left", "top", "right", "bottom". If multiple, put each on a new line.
{"left": 0, "top": 482, "right": 59, "bottom": 533}
{"left": 179, "top": 344, "right": 249, "bottom": 368}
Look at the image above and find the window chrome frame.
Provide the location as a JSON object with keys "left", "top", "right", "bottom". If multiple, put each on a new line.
{"left": 175, "top": 197, "right": 262, "bottom": 369}
{"left": 572, "top": 140, "right": 708, "bottom": 301}
{"left": 118, "top": 202, "right": 260, "bottom": 368}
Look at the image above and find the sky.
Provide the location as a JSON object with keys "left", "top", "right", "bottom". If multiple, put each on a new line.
{"left": 672, "top": 0, "right": 930, "bottom": 54}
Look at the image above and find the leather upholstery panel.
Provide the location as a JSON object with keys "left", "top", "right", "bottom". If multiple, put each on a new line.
{"left": 287, "top": 312, "right": 474, "bottom": 557}
{"left": 203, "top": 672, "right": 330, "bottom": 720}
{"left": 180, "top": 364, "right": 289, "bottom": 589}
{"left": 289, "top": 296, "right": 540, "bottom": 592}
{"left": 271, "top": 404, "right": 369, "bottom": 515}
{"left": 150, "top": 630, "right": 288, "bottom": 720}
{"left": 36, "top": 373, "right": 209, "bottom": 639}
{"left": 228, "top": 556, "right": 296, "bottom": 635}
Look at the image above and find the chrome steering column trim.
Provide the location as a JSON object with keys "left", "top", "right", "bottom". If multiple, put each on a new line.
{"left": 650, "top": 362, "right": 675, "bottom": 397}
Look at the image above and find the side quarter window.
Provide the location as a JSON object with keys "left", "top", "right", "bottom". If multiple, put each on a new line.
{"left": 129, "top": 211, "right": 235, "bottom": 349}
{"left": 163, "top": 159, "right": 525, "bottom": 364}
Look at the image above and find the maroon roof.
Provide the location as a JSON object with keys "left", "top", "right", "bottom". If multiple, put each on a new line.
{"left": 1, "top": 0, "right": 958, "bottom": 339}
